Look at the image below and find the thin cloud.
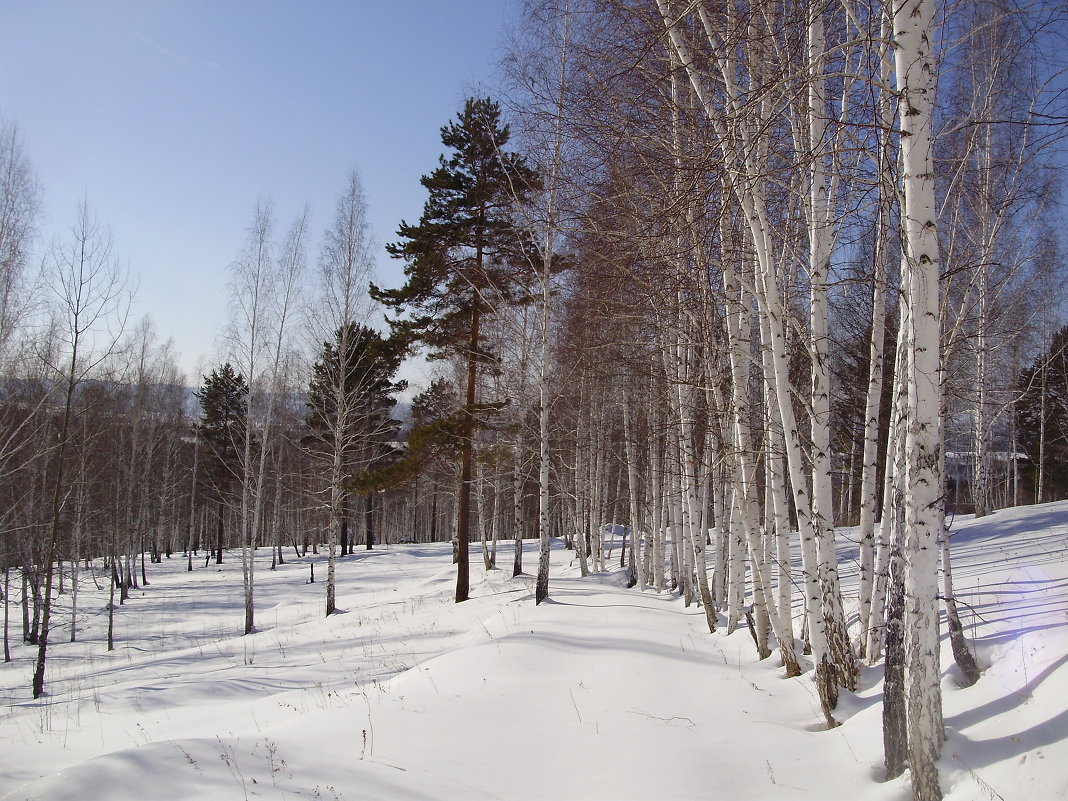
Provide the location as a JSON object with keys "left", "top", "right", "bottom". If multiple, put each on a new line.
{"left": 135, "top": 32, "right": 187, "bottom": 65}
{"left": 135, "top": 31, "right": 223, "bottom": 73}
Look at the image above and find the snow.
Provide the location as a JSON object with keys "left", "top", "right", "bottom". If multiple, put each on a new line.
{"left": 2, "top": 502, "right": 1067, "bottom": 800}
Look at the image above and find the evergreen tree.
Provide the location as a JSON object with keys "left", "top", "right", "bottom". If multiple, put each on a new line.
{"left": 195, "top": 363, "right": 249, "bottom": 564}
{"left": 1016, "top": 325, "right": 1068, "bottom": 500}
{"left": 410, "top": 378, "right": 459, "bottom": 430}
{"left": 373, "top": 97, "right": 538, "bottom": 602}
{"left": 306, "top": 323, "right": 404, "bottom": 558}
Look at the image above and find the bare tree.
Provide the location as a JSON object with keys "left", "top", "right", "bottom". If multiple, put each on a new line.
{"left": 0, "top": 119, "right": 39, "bottom": 359}
{"left": 32, "top": 200, "right": 130, "bottom": 698}
{"left": 306, "top": 170, "right": 377, "bottom": 617}
{"left": 226, "top": 200, "right": 306, "bottom": 634}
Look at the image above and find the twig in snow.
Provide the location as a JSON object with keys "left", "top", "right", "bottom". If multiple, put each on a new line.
{"left": 627, "top": 709, "right": 696, "bottom": 727}
{"left": 568, "top": 688, "right": 582, "bottom": 722}
{"left": 952, "top": 753, "right": 1006, "bottom": 801}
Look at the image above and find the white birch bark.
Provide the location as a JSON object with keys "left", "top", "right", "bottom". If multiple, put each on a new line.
{"left": 722, "top": 238, "right": 797, "bottom": 670}
{"left": 313, "top": 172, "right": 376, "bottom": 616}
{"left": 658, "top": 0, "right": 846, "bottom": 701}
{"left": 228, "top": 202, "right": 273, "bottom": 635}
{"left": 894, "top": 0, "right": 945, "bottom": 795}
{"left": 766, "top": 392, "right": 795, "bottom": 652}
{"left": 867, "top": 321, "right": 909, "bottom": 663}
{"left": 622, "top": 392, "right": 645, "bottom": 590}
{"left": 649, "top": 431, "right": 665, "bottom": 592}
{"left": 530, "top": 0, "right": 572, "bottom": 605}
{"left": 477, "top": 460, "right": 492, "bottom": 570}
{"left": 805, "top": 6, "right": 853, "bottom": 689}
{"left": 857, "top": 24, "right": 896, "bottom": 656}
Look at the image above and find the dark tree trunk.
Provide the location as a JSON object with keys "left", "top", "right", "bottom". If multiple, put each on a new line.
{"left": 3, "top": 566, "right": 10, "bottom": 662}
{"left": 21, "top": 569, "right": 32, "bottom": 644}
{"left": 365, "top": 492, "right": 374, "bottom": 550}
{"left": 883, "top": 541, "right": 908, "bottom": 779}
{"left": 455, "top": 308, "right": 480, "bottom": 603}
{"left": 216, "top": 502, "right": 224, "bottom": 564}
{"left": 107, "top": 555, "right": 116, "bottom": 652}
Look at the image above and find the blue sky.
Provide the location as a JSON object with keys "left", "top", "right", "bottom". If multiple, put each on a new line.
{"left": 0, "top": 0, "right": 517, "bottom": 381}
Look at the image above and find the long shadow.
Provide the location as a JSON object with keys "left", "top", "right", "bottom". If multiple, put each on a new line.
{"left": 459, "top": 628, "right": 716, "bottom": 667}
{"left": 955, "top": 578, "right": 1068, "bottom": 596}
{"left": 969, "top": 622, "right": 1068, "bottom": 651}
{"left": 945, "top": 652, "right": 1068, "bottom": 732}
{"left": 949, "top": 706, "right": 1068, "bottom": 770}
{"left": 951, "top": 552, "right": 1068, "bottom": 578}
{"left": 949, "top": 509, "right": 1068, "bottom": 545}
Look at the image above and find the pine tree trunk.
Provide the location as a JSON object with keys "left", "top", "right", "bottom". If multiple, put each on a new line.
{"left": 455, "top": 307, "right": 480, "bottom": 603}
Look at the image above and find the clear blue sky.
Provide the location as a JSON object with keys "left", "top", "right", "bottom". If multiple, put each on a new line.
{"left": 0, "top": 0, "right": 517, "bottom": 381}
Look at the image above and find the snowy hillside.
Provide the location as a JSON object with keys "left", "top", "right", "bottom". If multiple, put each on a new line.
{"left": 2, "top": 501, "right": 1067, "bottom": 800}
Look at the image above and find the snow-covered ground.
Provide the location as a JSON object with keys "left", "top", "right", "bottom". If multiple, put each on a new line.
{"left": 2, "top": 502, "right": 1066, "bottom": 800}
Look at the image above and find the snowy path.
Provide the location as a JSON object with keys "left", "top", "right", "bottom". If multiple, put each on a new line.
{"left": 3, "top": 503, "right": 1068, "bottom": 800}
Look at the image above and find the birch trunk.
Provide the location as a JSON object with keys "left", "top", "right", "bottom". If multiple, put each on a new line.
{"left": 533, "top": 0, "right": 571, "bottom": 605}
{"left": 868, "top": 327, "right": 908, "bottom": 662}
{"left": 658, "top": 1, "right": 848, "bottom": 703}
{"left": 650, "top": 427, "right": 665, "bottom": 593}
{"left": 894, "top": 0, "right": 945, "bottom": 795}
{"left": 883, "top": 502, "right": 908, "bottom": 779}
{"left": 806, "top": 5, "right": 853, "bottom": 695}
{"left": 622, "top": 393, "right": 644, "bottom": 589}
{"left": 941, "top": 531, "right": 980, "bottom": 686}
{"left": 857, "top": 15, "right": 896, "bottom": 658}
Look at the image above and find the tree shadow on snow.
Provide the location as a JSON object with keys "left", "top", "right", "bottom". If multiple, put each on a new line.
{"left": 945, "top": 652, "right": 1068, "bottom": 736}
{"left": 947, "top": 705, "right": 1068, "bottom": 770}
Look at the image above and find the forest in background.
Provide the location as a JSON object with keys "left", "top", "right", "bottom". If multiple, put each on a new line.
{"left": 2, "top": 2, "right": 1067, "bottom": 799}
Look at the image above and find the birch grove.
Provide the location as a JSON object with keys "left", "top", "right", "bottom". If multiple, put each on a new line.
{"left": 1, "top": 4, "right": 1066, "bottom": 799}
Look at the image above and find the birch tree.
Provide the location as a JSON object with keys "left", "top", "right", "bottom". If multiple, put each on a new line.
{"left": 655, "top": 0, "right": 855, "bottom": 716}
{"left": 226, "top": 201, "right": 306, "bottom": 634}
{"left": 32, "top": 201, "right": 130, "bottom": 698}
{"left": 893, "top": 0, "right": 945, "bottom": 796}
{"left": 508, "top": 0, "right": 574, "bottom": 605}
{"left": 0, "top": 120, "right": 38, "bottom": 361}
{"left": 306, "top": 170, "right": 377, "bottom": 615}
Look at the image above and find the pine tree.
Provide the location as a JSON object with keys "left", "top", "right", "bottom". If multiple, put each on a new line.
{"left": 1016, "top": 325, "right": 1068, "bottom": 499}
{"left": 195, "top": 363, "right": 249, "bottom": 565}
{"left": 307, "top": 323, "right": 404, "bottom": 566}
{"left": 373, "top": 97, "right": 538, "bottom": 602}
